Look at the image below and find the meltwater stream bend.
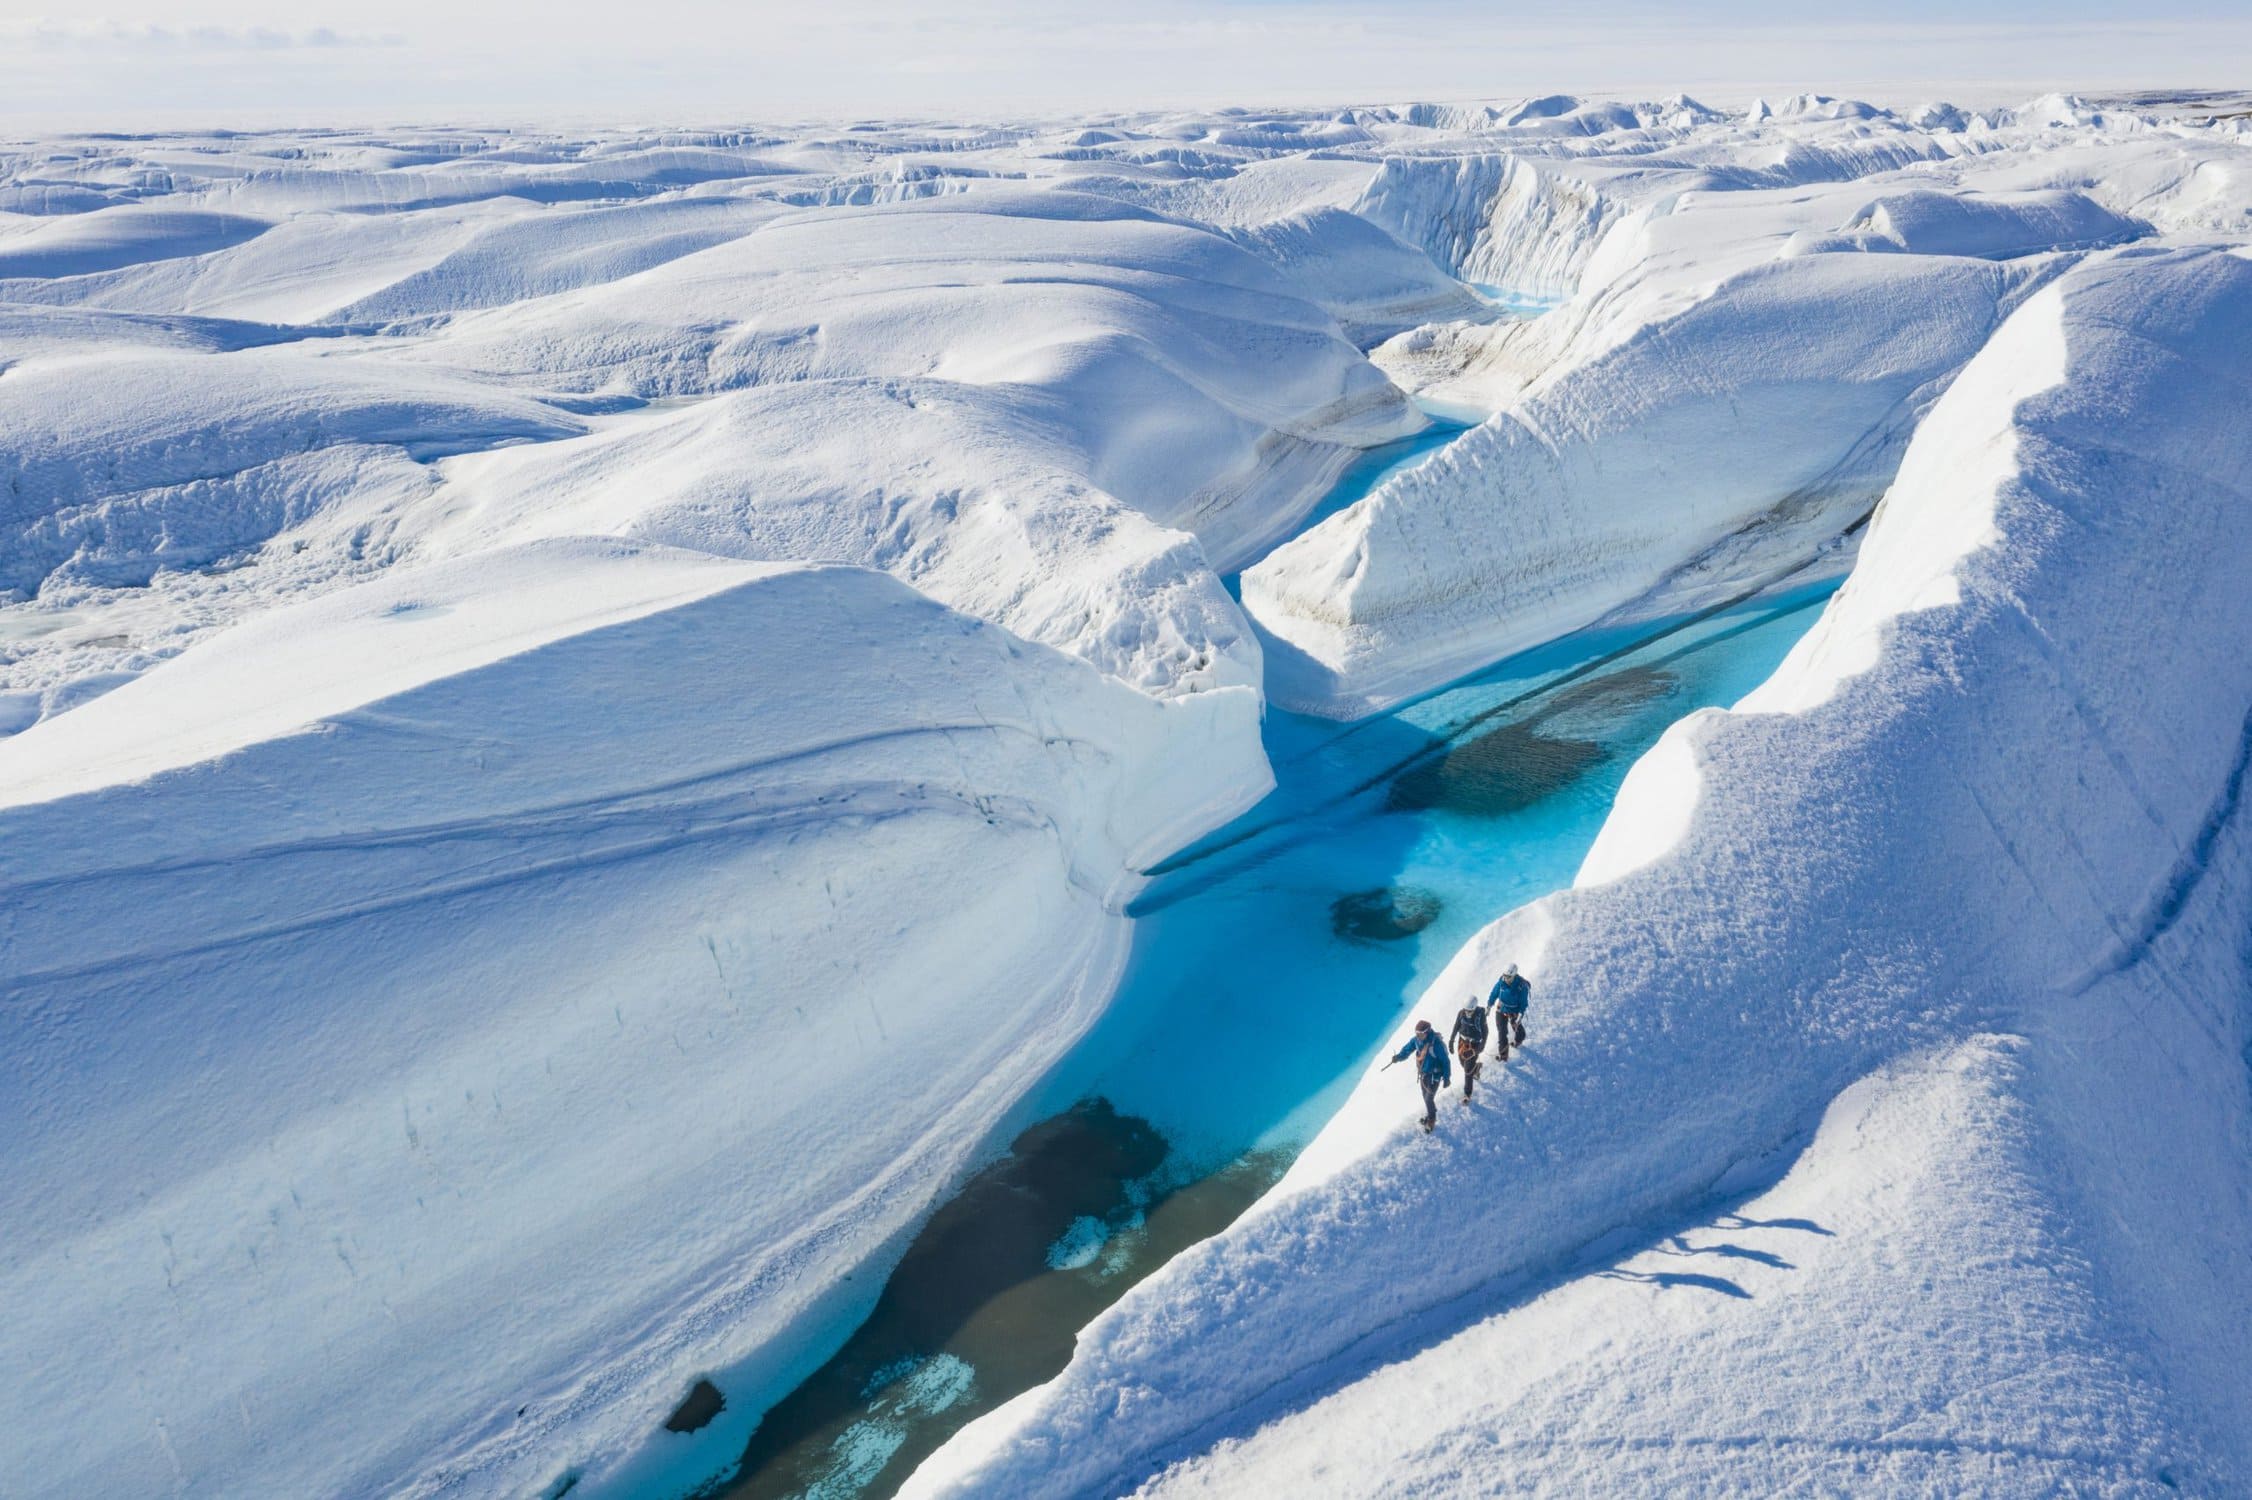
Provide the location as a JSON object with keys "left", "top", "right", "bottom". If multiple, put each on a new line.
{"left": 637, "top": 430, "right": 1842, "bottom": 1500}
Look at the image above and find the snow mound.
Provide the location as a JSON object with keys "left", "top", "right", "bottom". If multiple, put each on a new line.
{"left": 0, "top": 540, "right": 1268, "bottom": 1500}
{"left": 396, "top": 379, "right": 1265, "bottom": 696}
{"left": 2, "top": 175, "right": 1422, "bottom": 719}
{"left": 0, "top": 207, "right": 271, "bottom": 279}
{"left": 326, "top": 197, "right": 782, "bottom": 322}
{"left": 1246, "top": 249, "right": 2026, "bottom": 714}
{"left": 1224, "top": 206, "right": 1488, "bottom": 345}
{"left": 907, "top": 243, "right": 2252, "bottom": 1499}
{"left": 1804, "top": 187, "right": 2146, "bottom": 259}
{"left": 0, "top": 350, "right": 580, "bottom": 594}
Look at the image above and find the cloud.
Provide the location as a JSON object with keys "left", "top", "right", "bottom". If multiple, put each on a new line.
{"left": 4, "top": 19, "right": 401, "bottom": 53}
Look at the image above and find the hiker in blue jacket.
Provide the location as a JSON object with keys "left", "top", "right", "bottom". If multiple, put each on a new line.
{"left": 1488, "top": 963, "right": 1531, "bottom": 1061}
{"left": 1391, "top": 1019, "right": 1452, "bottom": 1133}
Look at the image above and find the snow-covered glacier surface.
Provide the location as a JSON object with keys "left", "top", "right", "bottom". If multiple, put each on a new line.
{"left": 1246, "top": 100, "right": 2252, "bottom": 715}
{"left": 2, "top": 90, "right": 2249, "bottom": 1500}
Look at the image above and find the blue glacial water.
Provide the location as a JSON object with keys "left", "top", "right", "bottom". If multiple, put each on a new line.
{"left": 1028, "top": 580, "right": 1837, "bottom": 1172}
{"left": 1469, "top": 281, "right": 1566, "bottom": 317}
{"left": 1279, "top": 415, "right": 1472, "bottom": 541}
{"left": 648, "top": 420, "right": 1842, "bottom": 1500}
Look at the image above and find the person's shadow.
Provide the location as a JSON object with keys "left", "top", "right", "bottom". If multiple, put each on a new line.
{"left": 1597, "top": 1268, "right": 1753, "bottom": 1298}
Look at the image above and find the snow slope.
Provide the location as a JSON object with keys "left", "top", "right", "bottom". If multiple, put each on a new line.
{"left": 906, "top": 243, "right": 2252, "bottom": 1497}
{"left": 0, "top": 540, "right": 1266, "bottom": 1499}
{"left": 376, "top": 191, "right": 1428, "bottom": 696}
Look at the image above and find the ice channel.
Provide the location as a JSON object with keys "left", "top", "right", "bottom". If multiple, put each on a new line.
{"left": 619, "top": 423, "right": 1844, "bottom": 1500}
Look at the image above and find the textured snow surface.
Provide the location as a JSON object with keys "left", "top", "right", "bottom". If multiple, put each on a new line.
{"left": 1247, "top": 111, "right": 2252, "bottom": 714}
{"left": 0, "top": 542, "right": 1266, "bottom": 1500}
{"left": 4, "top": 92, "right": 2251, "bottom": 1500}
{"left": 908, "top": 244, "right": 2252, "bottom": 1499}
{"left": 0, "top": 149, "right": 1429, "bottom": 716}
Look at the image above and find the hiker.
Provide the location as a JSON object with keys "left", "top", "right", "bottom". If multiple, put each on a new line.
{"left": 1391, "top": 1019, "right": 1452, "bottom": 1132}
{"left": 1488, "top": 963, "right": 1531, "bottom": 1061}
{"left": 1448, "top": 999, "right": 1489, "bottom": 1103}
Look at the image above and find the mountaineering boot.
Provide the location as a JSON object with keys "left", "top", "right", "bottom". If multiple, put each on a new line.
{"left": 1421, "top": 1115, "right": 1434, "bottom": 1133}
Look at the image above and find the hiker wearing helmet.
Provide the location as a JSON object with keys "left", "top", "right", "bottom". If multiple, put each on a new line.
{"left": 1391, "top": 1019, "right": 1452, "bottom": 1132}
{"left": 1488, "top": 963, "right": 1531, "bottom": 1061}
{"left": 1448, "top": 999, "right": 1489, "bottom": 1103}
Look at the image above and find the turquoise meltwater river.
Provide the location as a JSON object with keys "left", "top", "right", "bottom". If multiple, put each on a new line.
{"left": 624, "top": 422, "right": 1845, "bottom": 1500}
{"left": 1036, "top": 574, "right": 1840, "bottom": 1171}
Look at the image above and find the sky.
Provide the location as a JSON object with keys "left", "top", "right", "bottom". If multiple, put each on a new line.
{"left": 1, "top": 1, "right": 2247, "bottom": 128}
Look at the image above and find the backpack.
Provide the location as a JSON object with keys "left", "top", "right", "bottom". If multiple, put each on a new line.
{"left": 1415, "top": 1032, "right": 1448, "bottom": 1076}
{"left": 1456, "top": 1007, "right": 1488, "bottom": 1045}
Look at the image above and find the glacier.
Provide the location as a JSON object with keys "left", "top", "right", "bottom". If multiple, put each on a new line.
{"left": 1, "top": 88, "right": 2249, "bottom": 1500}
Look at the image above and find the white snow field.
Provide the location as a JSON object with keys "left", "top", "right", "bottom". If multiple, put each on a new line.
{"left": 1246, "top": 101, "right": 2249, "bottom": 715}
{"left": 0, "top": 91, "right": 2248, "bottom": 1500}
